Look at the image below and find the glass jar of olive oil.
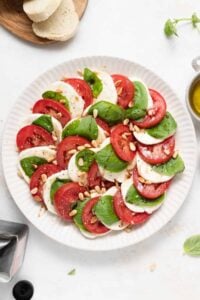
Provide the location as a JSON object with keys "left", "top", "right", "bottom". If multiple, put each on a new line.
{"left": 189, "top": 79, "right": 200, "bottom": 117}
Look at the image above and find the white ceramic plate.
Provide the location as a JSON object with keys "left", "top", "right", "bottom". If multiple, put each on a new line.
{"left": 2, "top": 56, "right": 197, "bottom": 251}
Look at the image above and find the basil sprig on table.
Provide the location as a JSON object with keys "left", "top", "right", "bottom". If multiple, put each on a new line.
{"left": 147, "top": 112, "right": 177, "bottom": 139}
{"left": 32, "top": 115, "right": 54, "bottom": 133}
{"left": 83, "top": 68, "right": 103, "bottom": 98}
{"left": 95, "top": 144, "right": 128, "bottom": 172}
{"left": 75, "top": 149, "right": 95, "bottom": 172}
{"left": 62, "top": 116, "right": 98, "bottom": 140}
{"left": 42, "top": 90, "right": 69, "bottom": 109}
{"left": 184, "top": 235, "right": 200, "bottom": 256}
{"left": 125, "top": 81, "right": 148, "bottom": 120}
{"left": 88, "top": 101, "right": 124, "bottom": 126}
{"left": 94, "top": 195, "right": 119, "bottom": 226}
{"left": 20, "top": 156, "right": 47, "bottom": 177}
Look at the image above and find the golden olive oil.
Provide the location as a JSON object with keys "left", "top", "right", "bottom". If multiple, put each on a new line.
{"left": 190, "top": 80, "right": 200, "bottom": 116}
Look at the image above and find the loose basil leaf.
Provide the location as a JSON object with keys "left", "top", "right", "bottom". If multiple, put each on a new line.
{"left": 147, "top": 112, "right": 177, "bottom": 139}
{"left": 73, "top": 198, "right": 90, "bottom": 232}
{"left": 50, "top": 178, "right": 71, "bottom": 203}
{"left": 83, "top": 68, "right": 103, "bottom": 98}
{"left": 32, "top": 115, "right": 53, "bottom": 133}
{"left": 62, "top": 116, "right": 98, "bottom": 140}
{"left": 94, "top": 195, "right": 119, "bottom": 226}
{"left": 125, "top": 81, "right": 148, "bottom": 120}
{"left": 75, "top": 149, "right": 95, "bottom": 172}
{"left": 20, "top": 156, "right": 47, "bottom": 178}
{"left": 42, "top": 90, "right": 69, "bottom": 109}
{"left": 184, "top": 235, "right": 200, "bottom": 256}
{"left": 68, "top": 269, "right": 76, "bottom": 276}
{"left": 95, "top": 144, "right": 128, "bottom": 172}
{"left": 88, "top": 101, "right": 124, "bottom": 126}
{"left": 152, "top": 155, "right": 185, "bottom": 176}
{"left": 126, "top": 185, "right": 165, "bottom": 207}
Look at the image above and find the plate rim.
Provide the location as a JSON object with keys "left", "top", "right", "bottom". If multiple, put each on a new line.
{"left": 1, "top": 55, "right": 198, "bottom": 251}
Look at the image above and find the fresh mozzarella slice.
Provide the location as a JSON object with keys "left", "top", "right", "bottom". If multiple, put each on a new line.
{"left": 136, "top": 154, "right": 173, "bottom": 183}
{"left": 101, "top": 186, "right": 128, "bottom": 230}
{"left": 121, "top": 178, "right": 163, "bottom": 214}
{"left": 134, "top": 131, "right": 165, "bottom": 145}
{"left": 43, "top": 170, "right": 69, "bottom": 215}
{"left": 94, "top": 70, "right": 117, "bottom": 104}
{"left": 22, "top": 113, "right": 62, "bottom": 142}
{"left": 48, "top": 81, "right": 84, "bottom": 118}
{"left": 129, "top": 78, "right": 153, "bottom": 109}
{"left": 79, "top": 228, "right": 110, "bottom": 239}
{"left": 18, "top": 146, "right": 56, "bottom": 184}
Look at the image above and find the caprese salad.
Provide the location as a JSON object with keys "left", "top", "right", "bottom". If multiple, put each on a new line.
{"left": 16, "top": 68, "right": 185, "bottom": 238}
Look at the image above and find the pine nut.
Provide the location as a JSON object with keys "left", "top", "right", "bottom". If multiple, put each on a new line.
{"left": 91, "top": 140, "right": 98, "bottom": 147}
{"left": 52, "top": 135, "right": 58, "bottom": 142}
{"left": 138, "top": 176, "right": 145, "bottom": 183}
{"left": 95, "top": 186, "right": 101, "bottom": 193}
{"left": 133, "top": 125, "right": 140, "bottom": 132}
{"left": 123, "top": 118, "right": 129, "bottom": 125}
{"left": 78, "top": 158, "right": 84, "bottom": 166}
{"left": 31, "top": 187, "right": 38, "bottom": 195}
{"left": 173, "top": 150, "right": 178, "bottom": 159}
{"left": 84, "top": 144, "right": 91, "bottom": 148}
{"left": 41, "top": 174, "right": 47, "bottom": 183}
{"left": 77, "top": 145, "right": 85, "bottom": 151}
{"left": 69, "top": 209, "right": 77, "bottom": 217}
{"left": 68, "top": 149, "right": 77, "bottom": 155}
{"left": 163, "top": 148, "right": 170, "bottom": 155}
{"left": 93, "top": 109, "right": 98, "bottom": 118}
{"left": 129, "top": 142, "right": 136, "bottom": 151}
{"left": 129, "top": 123, "right": 134, "bottom": 131}
{"left": 117, "top": 87, "right": 123, "bottom": 95}
{"left": 90, "top": 216, "right": 98, "bottom": 224}
{"left": 84, "top": 191, "right": 90, "bottom": 197}
{"left": 78, "top": 192, "right": 84, "bottom": 200}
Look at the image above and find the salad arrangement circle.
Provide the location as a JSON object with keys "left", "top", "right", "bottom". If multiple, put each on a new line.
{"left": 16, "top": 68, "right": 185, "bottom": 239}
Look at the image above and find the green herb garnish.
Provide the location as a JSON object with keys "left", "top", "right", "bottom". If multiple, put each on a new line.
{"left": 183, "top": 235, "right": 200, "bottom": 256}
{"left": 68, "top": 268, "right": 76, "bottom": 276}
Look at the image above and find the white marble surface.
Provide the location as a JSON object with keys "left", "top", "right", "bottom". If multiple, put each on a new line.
{"left": 0, "top": 0, "right": 200, "bottom": 299}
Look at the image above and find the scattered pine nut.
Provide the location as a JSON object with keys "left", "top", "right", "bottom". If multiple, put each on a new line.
{"left": 84, "top": 144, "right": 91, "bottom": 148}
{"left": 133, "top": 125, "right": 140, "bottom": 132}
{"left": 52, "top": 160, "right": 58, "bottom": 165}
{"left": 128, "top": 101, "right": 133, "bottom": 108}
{"left": 123, "top": 118, "right": 129, "bottom": 125}
{"left": 78, "top": 192, "right": 84, "bottom": 200}
{"left": 77, "top": 145, "right": 85, "bottom": 151}
{"left": 129, "top": 123, "right": 134, "bottom": 131}
{"left": 138, "top": 176, "right": 145, "bottom": 183}
{"left": 164, "top": 148, "right": 170, "bottom": 155}
{"left": 57, "top": 112, "right": 62, "bottom": 118}
{"left": 129, "top": 142, "right": 136, "bottom": 151}
{"left": 60, "top": 99, "right": 66, "bottom": 104}
{"left": 117, "top": 87, "right": 123, "bottom": 95}
{"left": 95, "top": 185, "right": 101, "bottom": 193}
{"left": 52, "top": 135, "right": 58, "bottom": 142}
{"left": 93, "top": 109, "right": 98, "bottom": 118}
{"left": 90, "top": 216, "right": 98, "bottom": 224}
{"left": 68, "top": 149, "right": 77, "bottom": 155}
{"left": 34, "top": 195, "right": 41, "bottom": 202}
{"left": 78, "top": 158, "right": 84, "bottom": 166}
{"left": 41, "top": 174, "right": 47, "bottom": 183}
{"left": 173, "top": 150, "right": 178, "bottom": 158}
{"left": 84, "top": 191, "right": 90, "bottom": 197}
{"left": 91, "top": 140, "right": 98, "bottom": 148}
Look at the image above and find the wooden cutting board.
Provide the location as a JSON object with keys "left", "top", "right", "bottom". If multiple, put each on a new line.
{"left": 0, "top": 0, "right": 88, "bottom": 45}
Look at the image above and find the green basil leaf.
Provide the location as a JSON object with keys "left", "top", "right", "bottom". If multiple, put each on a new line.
{"left": 42, "top": 90, "right": 69, "bottom": 109}
{"left": 88, "top": 101, "right": 124, "bottom": 126}
{"left": 83, "top": 68, "right": 103, "bottom": 98}
{"left": 184, "top": 235, "right": 200, "bottom": 256}
{"left": 20, "top": 156, "right": 47, "bottom": 178}
{"left": 125, "top": 81, "right": 148, "bottom": 120}
{"left": 75, "top": 149, "right": 95, "bottom": 172}
{"left": 62, "top": 116, "right": 98, "bottom": 140}
{"left": 50, "top": 178, "right": 71, "bottom": 203}
{"left": 94, "top": 195, "right": 119, "bottom": 226}
{"left": 95, "top": 144, "right": 128, "bottom": 172}
{"left": 32, "top": 115, "right": 54, "bottom": 133}
{"left": 147, "top": 112, "right": 177, "bottom": 139}
{"left": 68, "top": 268, "right": 76, "bottom": 276}
{"left": 152, "top": 155, "right": 185, "bottom": 176}
{"left": 126, "top": 185, "right": 165, "bottom": 207}
{"left": 73, "top": 198, "right": 90, "bottom": 232}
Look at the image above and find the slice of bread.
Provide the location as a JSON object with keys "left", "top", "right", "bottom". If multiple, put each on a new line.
{"left": 23, "top": 0, "right": 62, "bottom": 23}
{"left": 32, "top": 0, "right": 79, "bottom": 41}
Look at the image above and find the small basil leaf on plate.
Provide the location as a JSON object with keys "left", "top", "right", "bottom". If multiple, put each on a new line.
{"left": 94, "top": 195, "right": 119, "bottom": 226}
{"left": 125, "top": 81, "right": 148, "bottom": 120}
{"left": 95, "top": 144, "right": 128, "bottom": 172}
{"left": 83, "top": 68, "right": 103, "bottom": 98}
{"left": 75, "top": 149, "right": 95, "bottom": 172}
{"left": 32, "top": 115, "right": 54, "bottom": 133}
{"left": 42, "top": 90, "right": 69, "bottom": 109}
{"left": 147, "top": 112, "right": 177, "bottom": 139}
{"left": 184, "top": 235, "right": 200, "bottom": 256}
{"left": 152, "top": 155, "right": 185, "bottom": 176}
{"left": 126, "top": 185, "right": 165, "bottom": 207}
{"left": 20, "top": 156, "right": 47, "bottom": 177}
{"left": 62, "top": 116, "right": 98, "bottom": 140}
{"left": 88, "top": 101, "right": 124, "bottom": 126}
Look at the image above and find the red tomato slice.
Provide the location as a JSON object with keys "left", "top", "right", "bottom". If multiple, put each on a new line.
{"left": 87, "top": 162, "right": 115, "bottom": 189}
{"left": 95, "top": 117, "right": 110, "bottom": 135}
{"left": 64, "top": 78, "right": 93, "bottom": 108}
{"left": 112, "top": 74, "right": 134, "bottom": 108}
{"left": 113, "top": 190, "right": 150, "bottom": 225}
{"left": 110, "top": 124, "right": 136, "bottom": 162}
{"left": 133, "top": 167, "right": 171, "bottom": 199}
{"left": 138, "top": 136, "right": 175, "bottom": 165}
{"left": 133, "top": 89, "right": 167, "bottom": 128}
{"left": 33, "top": 99, "right": 71, "bottom": 127}
{"left": 16, "top": 125, "right": 54, "bottom": 151}
{"left": 82, "top": 197, "right": 110, "bottom": 234}
{"left": 56, "top": 136, "right": 91, "bottom": 169}
{"left": 54, "top": 182, "right": 86, "bottom": 221}
{"left": 30, "top": 164, "right": 60, "bottom": 202}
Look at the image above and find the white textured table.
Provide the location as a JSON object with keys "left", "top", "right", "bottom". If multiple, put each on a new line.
{"left": 0, "top": 1, "right": 200, "bottom": 299}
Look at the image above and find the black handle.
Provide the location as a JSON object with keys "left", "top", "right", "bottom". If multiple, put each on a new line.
{"left": 13, "top": 280, "right": 34, "bottom": 300}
